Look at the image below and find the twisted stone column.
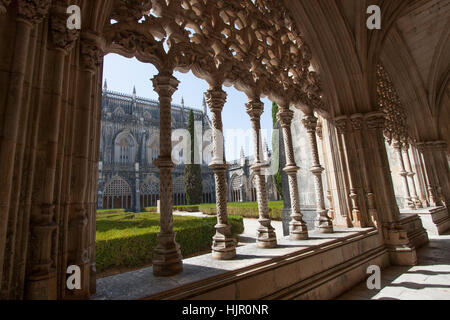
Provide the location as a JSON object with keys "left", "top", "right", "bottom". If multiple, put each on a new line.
{"left": 246, "top": 99, "right": 277, "bottom": 247}
{"left": 152, "top": 71, "right": 183, "bottom": 276}
{"left": 402, "top": 143, "right": 422, "bottom": 208}
{"left": 392, "top": 140, "right": 415, "bottom": 209}
{"left": 205, "top": 86, "right": 236, "bottom": 259}
{"left": 277, "top": 106, "right": 308, "bottom": 240}
{"left": 302, "top": 114, "right": 333, "bottom": 233}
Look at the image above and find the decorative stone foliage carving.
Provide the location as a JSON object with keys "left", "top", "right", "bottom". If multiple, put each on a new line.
{"left": 376, "top": 64, "right": 408, "bottom": 144}
{"left": 49, "top": 2, "right": 80, "bottom": 52}
{"left": 81, "top": 35, "right": 104, "bottom": 73}
{"left": 17, "top": 0, "right": 51, "bottom": 24}
{"left": 0, "top": 0, "right": 12, "bottom": 14}
{"left": 104, "top": 0, "right": 325, "bottom": 112}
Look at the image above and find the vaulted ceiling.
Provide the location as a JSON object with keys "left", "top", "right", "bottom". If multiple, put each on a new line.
{"left": 285, "top": 0, "right": 449, "bottom": 146}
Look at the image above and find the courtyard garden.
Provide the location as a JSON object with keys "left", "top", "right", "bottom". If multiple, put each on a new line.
{"left": 143, "top": 201, "right": 284, "bottom": 220}
{"left": 95, "top": 212, "right": 244, "bottom": 276}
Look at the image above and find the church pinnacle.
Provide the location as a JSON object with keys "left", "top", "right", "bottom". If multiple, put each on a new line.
{"left": 202, "top": 94, "right": 207, "bottom": 114}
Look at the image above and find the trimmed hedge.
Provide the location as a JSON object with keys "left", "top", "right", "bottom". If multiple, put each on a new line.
{"left": 96, "top": 212, "right": 244, "bottom": 273}
{"left": 198, "top": 201, "right": 284, "bottom": 221}
{"left": 143, "top": 201, "right": 284, "bottom": 220}
{"left": 143, "top": 206, "right": 200, "bottom": 213}
{"left": 97, "top": 208, "right": 126, "bottom": 215}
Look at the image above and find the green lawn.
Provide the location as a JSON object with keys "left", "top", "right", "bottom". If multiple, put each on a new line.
{"left": 144, "top": 201, "right": 284, "bottom": 220}
{"left": 96, "top": 212, "right": 244, "bottom": 274}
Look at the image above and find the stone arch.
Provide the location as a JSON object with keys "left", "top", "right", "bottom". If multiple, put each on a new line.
{"left": 147, "top": 129, "right": 160, "bottom": 164}
{"left": 229, "top": 174, "right": 242, "bottom": 203}
{"left": 202, "top": 180, "right": 215, "bottom": 204}
{"left": 113, "top": 106, "right": 125, "bottom": 116}
{"left": 173, "top": 176, "right": 186, "bottom": 205}
{"left": 114, "top": 130, "right": 137, "bottom": 164}
{"left": 143, "top": 110, "right": 151, "bottom": 121}
{"left": 103, "top": 176, "right": 132, "bottom": 210}
{"left": 140, "top": 175, "right": 160, "bottom": 207}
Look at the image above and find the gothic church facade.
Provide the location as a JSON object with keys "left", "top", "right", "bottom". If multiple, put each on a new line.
{"left": 97, "top": 83, "right": 216, "bottom": 211}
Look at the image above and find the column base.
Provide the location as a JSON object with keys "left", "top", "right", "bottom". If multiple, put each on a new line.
{"left": 314, "top": 210, "right": 334, "bottom": 233}
{"left": 212, "top": 224, "right": 236, "bottom": 260}
{"left": 281, "top": 208, "right": 291, "bottom": 237}
{"left": 153, "top": 232, "right": 183, "bottom": 277}
{"left": 413, "top": 198, "right": 423, "bottom": 209}
{"left": 24, "top": 270, "right": 58, "bottom": 300}
{"left": 383, "top": 226, "right": 418, "bottom": 266}
{"left": 256, "top": 219, "right": 277, "bottom": 248}
{"left": 289, "top": 217, "right": 309, "bottom": 240}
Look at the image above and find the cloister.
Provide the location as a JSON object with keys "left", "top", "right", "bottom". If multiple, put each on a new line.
{"left": 0, "top": 0, "right": 448, "bottom": 300}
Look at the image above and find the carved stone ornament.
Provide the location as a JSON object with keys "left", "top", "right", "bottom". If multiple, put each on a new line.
{"left": 17, "top": 0, "right": 51, "bottom": 25}
{"left": 104, "top": 0, "right": 326, "bottom": 113}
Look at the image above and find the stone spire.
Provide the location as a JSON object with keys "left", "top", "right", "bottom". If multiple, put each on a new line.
{"left": 240, "top": 146, "right": 246, "bottom": 166}
{"left": 263, "top": 137, "right": 269, "bottom": 162}
{"left": 103, "top": 78, "right": 108, "bottom": 91}
{"left": 202, "top": 94, "right": 207, "bottom": 115}
{"left": 181, "top": 96, "right": 186, "bottom": 122}
{"left": 132, "top": 85, "right": 136, "bottom": 98}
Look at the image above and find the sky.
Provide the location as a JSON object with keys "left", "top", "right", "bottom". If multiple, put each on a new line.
{"left": 103, "top": 53, "right": 275, "bottom": 161}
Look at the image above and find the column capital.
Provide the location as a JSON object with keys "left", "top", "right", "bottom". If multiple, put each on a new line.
{"left": 402, "top": 142, "right": 410, "bottom": 152}
{"left": 0, "top": 0, "right": 12, "bottom": 14}
{"left": 277, "top": 107, "right": 294, "bottom": 127}
{"left": 80, "top": 33, "right": 105, "bottom": 73}
{"left": 334, "top": 116, "right": 348, "bottom": 134}
{"left": 152, "top": 71, "right": 179, "bottom": 97}
{"left": 49, "top": 4, "right": 80, "bottom": 53}
{"left": 350, "top": 114, "right": 364, "bottom": 131}
{"left": 205, "top": 86, "right": 227, "bottom": 113}
{"left": 17, "top": 0, "right": 51, "bottom": 25}
{"left": 392, "top": 139, "right": 403, "bottom": 151}
{"left": 364, "top": 112, "right": 385, "bottom": 130}
{"left": 245, "top": 99, "right": 264, "bottom": 120}
{"left": 302, "top": 114, "right": 318, "bottom": 132}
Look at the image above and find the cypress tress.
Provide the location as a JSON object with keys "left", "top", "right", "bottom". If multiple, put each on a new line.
{"left": 184, "top": 110, "right": 203, "bottom": 204}
{"left": 272, "top": 102, "right": 283, "bottom": 199}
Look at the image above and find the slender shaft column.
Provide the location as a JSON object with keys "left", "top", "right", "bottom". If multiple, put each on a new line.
{"left": 205, "top": 86, "right": 236, "bottom": 259}
{"left": 152, "top": 71, "right": 183, "bottom": 276}
{"left": 334, "top": 117, "right": 360, "bottom": 226}
{"left": 402, "top": 143, "right": 422, "bottom": 208}
{"left": 302, "top": 114, "right": 333, "bottom": 233}
{"left": 246, "top": 99, "right": 277, "bottom": 247}
{"left": 277, "top": 106, "right": 308, "bottom": 240}
{"left": 416, "top": 143, "right": 439, "bottom": 207}
{"left": 205, "top": 86, "right": 236, "bottom": 260}
{"left": 392, "top": 140, "right": 415, "bottom": 209}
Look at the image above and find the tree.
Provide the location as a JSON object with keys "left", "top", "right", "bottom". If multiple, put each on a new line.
{"left": 272, "top": 102, "right": 283, "bottom": 199}
{"left": 184, "top": 110, "right": 203, "bottom": 204}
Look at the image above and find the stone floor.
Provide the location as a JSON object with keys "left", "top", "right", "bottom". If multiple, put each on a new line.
{"left": 338, "top": 231, "right": 450, "bottom": 300}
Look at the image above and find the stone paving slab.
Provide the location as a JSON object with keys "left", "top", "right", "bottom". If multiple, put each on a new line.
{"left": 338, "top": 232, "right": 450, "bottom": 300}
